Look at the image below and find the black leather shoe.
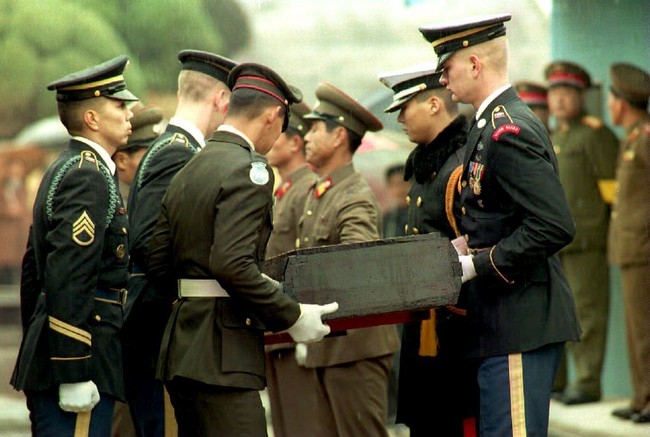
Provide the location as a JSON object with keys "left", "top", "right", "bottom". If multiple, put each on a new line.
{"left": 612, "top": 407, "right": 639, "bottom": 420}
{"left": 632, "top": 409, "right": 650, "bottom": 423}
{"left": 561, "top": 391, "right": 600, "bottom": 405}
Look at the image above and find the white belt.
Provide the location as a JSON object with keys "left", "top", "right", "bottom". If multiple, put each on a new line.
{"left": 178, "top": 279, "right": 230, "bottom": 298}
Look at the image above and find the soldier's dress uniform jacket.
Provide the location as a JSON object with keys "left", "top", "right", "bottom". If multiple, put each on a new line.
{"left": 459, "top": 87, "right": 581, "bottom": 357}
{"left": 265, "top": 165, "right": 318, "bottom": 259}
{"left": 297, "top": 162, "right": 400, "bottom": 367}
{"left": 12, "top": 139, "right": 129, "bottom": 400}
{"left": 148, "top": 130, "right": 301, "bottom": 389}
{"left": 396, "top": 116, "right": 479, "bottom": 436}
{"left": 125, "top": 121, "right": 203, "bottom": 377}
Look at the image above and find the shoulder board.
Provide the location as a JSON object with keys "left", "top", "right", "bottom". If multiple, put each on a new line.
{"left": 46, "top": 154, "right": 118, "bottom": 227}
{"left": 78, "top": 150, "right": 100, "bottom": 170}
{"left": 136, "top": 132, "right": 194, "bottom": 189}
{"left": 581, "top": 115, "right": 603, "bottom": 129}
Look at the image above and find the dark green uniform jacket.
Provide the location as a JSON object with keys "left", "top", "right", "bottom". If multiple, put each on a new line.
{"left": 459, "top": 87, "right": 581, "bottom": 357}
{"left": 552, "top": 114, "right": 618, "bottom": 252}
{"left": 12, "top": 139, "right": 129, "bottom": 400}
{"left": 265, "top": 165, "right": 318, "bottom": 259}
{"left": 297, "top": 162, "right": 400, "bottom": 368}
{"left": 148, "top": 130, "right": 301, "bottom": 389}
{"left": 608, "top": 116, "right": 650, "bottom": 266}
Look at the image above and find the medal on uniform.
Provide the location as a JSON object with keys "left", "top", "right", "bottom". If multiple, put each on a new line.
{"left": 623, "top": 148, "right": 635, "bottom": 161}
{"left": 115, "top": 244, "right": 126, "bottom": 259}
{"left": 249, "top": 162, "right": 270, "bottom": 185}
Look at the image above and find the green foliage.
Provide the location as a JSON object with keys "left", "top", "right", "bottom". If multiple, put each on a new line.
{"left": 89, "top": 0, "right": 224, "bottom": 92}
{"left": 0, "top": 0, "right": 252, "bottom": 138}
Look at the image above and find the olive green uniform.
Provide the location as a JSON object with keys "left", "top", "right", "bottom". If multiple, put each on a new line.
{"left": 294, "top": 162, "right": 400, "bottom": 437}
{"left": 552, "top": 114, "right": 619, "bottom": 398}
{"left": 608, "top": 117, "right": 650, "bottom": 413}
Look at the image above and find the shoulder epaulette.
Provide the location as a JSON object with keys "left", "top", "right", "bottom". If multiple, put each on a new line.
{"left": 46, "top": 153, "right": 118, "bottom": 227}
{"left": 581, "top": 115, "right": 603, "bottom": 129}
{"left": 136, "top": 132, "right": 195, "bottom": 189}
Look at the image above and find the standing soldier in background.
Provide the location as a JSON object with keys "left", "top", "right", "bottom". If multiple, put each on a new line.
{"left": 421, "top": 13, "right": 580, "bottom": 435}
{"left": 514, "top": 81, "right": 550, "bottom": 131}
{"left": 264, "top": 101, "right": 316, "bottom": 259}
{"left": 292, "top": 82, "right": 400, "bottom": 437}
{"left": 147, "top": 63, "right": 337, "bottom": 435}
{"left": 545, "top": 60, "right": 619, "bottom": 405}
{"left": 112, "top": 105, "right": 164, "bottom": 201}
{"left": 264, "top": 100, "right": 320, "bottom": 437}
{"left": 378, "top": 63, "right": 478, "bottom": 437}
{"left": 110, "top": 103, "right": 164, "bottom": 437}
{"left": 381, "top": 164, "right": 411, "bottom": 239}
{"left": 11, "top": 56, "right": 137, "bottom": 435}
{"left": 125, "top": 50, "right": 236, "bottom": 436}
{"left": 606, "top": 63, "right": 650, "bottom": 424}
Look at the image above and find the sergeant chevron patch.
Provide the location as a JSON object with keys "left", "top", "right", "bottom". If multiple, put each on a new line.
{"left": 72, "top": 211, "right": 95, "bottom": 246}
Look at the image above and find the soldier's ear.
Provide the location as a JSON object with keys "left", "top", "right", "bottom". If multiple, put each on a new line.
{"left": 83, "top": 109, "right": 100, "bottom": 132}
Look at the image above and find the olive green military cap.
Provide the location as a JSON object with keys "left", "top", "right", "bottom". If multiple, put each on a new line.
{"left": 48, "top": 55, "right": 139, "bottom": 102}
{"left": 609, "top": 63, "right": 650, "bottom": 108}
{"left": 378, "top": 61, "right": 443, "bottom": 113}
{"left": 513, "top": 81, "right": 548, "bottom": 108}
{"left": 545, "top": 60, "right": 591, "bottom": 89}
{"left": 304, "top": 82, "right": 383, "bottom": 137}
{"left": 419, "top": 14, "right": 511, "bottom": 72}
{"left": 120, "top": 105, "right": 164, "bottom": 151}
{"left": 178, "top": 50, "right": 238, "bottom": 85}
{"left": 287, "top": 101, "right": 312, "bottom": 137}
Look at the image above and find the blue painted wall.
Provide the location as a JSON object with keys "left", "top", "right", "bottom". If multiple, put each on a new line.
{"left": 551, "top": 0, "right": 650, "bottom": 399}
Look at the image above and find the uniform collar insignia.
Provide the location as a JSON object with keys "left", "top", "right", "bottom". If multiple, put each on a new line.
{"left": 314, "top": 177, "right": 333, "bottom": 199}
{"left": 275, "top": 179, "right": 292, "bottom": 199}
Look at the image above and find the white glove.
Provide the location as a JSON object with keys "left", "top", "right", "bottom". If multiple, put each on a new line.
{"left": 459, "top": 255, "right": 477, "bottom": 283}
{"left": 295, "top": 343, "right": 308, "bottom": 367}
{"left": 286, "top": 302, "right": 339, "bottom": 344}
{"left": 59, "top": 381, "right": 100, "bottom": 412}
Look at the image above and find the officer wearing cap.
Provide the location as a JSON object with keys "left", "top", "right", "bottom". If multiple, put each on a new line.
{"left": 122, "top": 49, "right": 237, "bottom": 436}
{"left": 420, "top": 14, "right": 580, "bottom": 435}
{"left": 112, "top": 104, "right": 164, "bottom": 198}
{"left": 11, "top": 55, "right": 137, "bottom": 435}
{"left": 378, "top": 62, "right": 478, "bottom": 436}
{"left": 606, "top": 63, "right": 650, "bottom": 424}
{"left": 287, "top": 82, "right": 399, "bottom": 437}
{"left": 513, "top": 81, "right": 549, "bottom": 130}
{"left": 263, "top": 100, "right": 319, "bottom": 437}
{"left": 545, "top": 60, "right": 619, "bottom": 406}
{"left": 147, "top": 63, "right": 338, "bottom": 435}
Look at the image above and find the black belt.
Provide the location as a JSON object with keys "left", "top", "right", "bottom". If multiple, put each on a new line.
{"left": 95, "top": 288, "right": 128, "bottom": 305}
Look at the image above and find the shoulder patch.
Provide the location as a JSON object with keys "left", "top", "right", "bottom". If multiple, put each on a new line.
{"left": 581, "top": 115, "right": 603, "bottom": 129}
{"left": 78, "top": 151, "right": 99, "bottom": 170}
{"left": 492, "top": 124, "right": 521, "bottom": 141}
{"left": 249, "top": 162, "right": 270, "bottom": 185}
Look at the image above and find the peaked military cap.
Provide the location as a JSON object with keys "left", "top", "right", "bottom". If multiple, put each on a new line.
{"left": 545, "top": 60, "right": 591, "bottom": 89}
{"left": 178, "top": 50, "right": 238, "bottom": 84}
{"left": 228, "top": 63, "right": 302, "bottom": 132}
{"left": 609, "top": 63, "right": 650, "bottom": 108}
{"left": 513, "top": 81, "right": 548, "bottom": 108}
{"left": 305, "top": 82, "right": 383, "bottom": 137}
{"left": 419, "top": 14, "right": 511, "bottom": 71}
{"left": 287, "top": 101, "right": 312, "bottom": 137}
{"left": 47, "top": 55, "right": 138, "bottom": 102}
{"left": 378, "top": 62, "right": 443, "bottom": 113}
{"left": 120, "top": 105, "right": 164, "bottom": 151}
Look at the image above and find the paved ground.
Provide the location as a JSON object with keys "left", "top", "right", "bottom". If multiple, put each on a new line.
{"left": 1, "top": 287, "right": 648, "bottom": 436}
